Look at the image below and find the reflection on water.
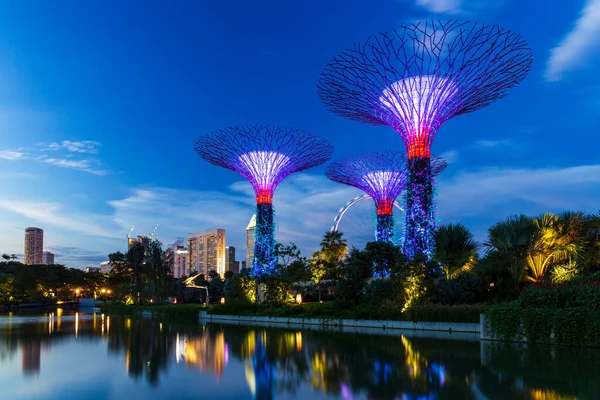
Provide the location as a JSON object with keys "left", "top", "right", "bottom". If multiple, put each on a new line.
{"left": 0, "top": 312, "right": 599, "bottom": 400}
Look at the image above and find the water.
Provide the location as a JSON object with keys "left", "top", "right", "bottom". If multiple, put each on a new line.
{"left": 0, "top": 311, "right": 599, "bottom": 399}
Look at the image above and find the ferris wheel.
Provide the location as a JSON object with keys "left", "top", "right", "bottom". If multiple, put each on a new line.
{"left": 331, "top": 195, "right": 404, "bottom": 246}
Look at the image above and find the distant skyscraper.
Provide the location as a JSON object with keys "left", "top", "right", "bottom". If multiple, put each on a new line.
{"left": 167, "top": 239, "right": 189, "bottom": 278}
{"left": 128, "top": 235, "right": 151, "bottom": 251}
{"left": 24, "top": 227, "right": 43, "bottom": 265}
{"left": 226, "top": 246, "right": 239, "bottom": 273}
{"left": 99, "top": 261, "right": 112, "bottom": 274}
{"left": 245, "top": 215, "right": 256, "bottom": 272}
{"left": 188, "top": 229, "right": 226, "bottom": 276}
{"left": 42, "top": 251, "right": 54, "bottom": 265}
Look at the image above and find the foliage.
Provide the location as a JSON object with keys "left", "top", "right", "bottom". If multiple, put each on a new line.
{"left": 551, "top": 262, "right": 581, "bottom": 284}
{"left": 402, "top": 254, "right": 439, "bottom": 310}
{"left": 485, "top": 214, "right": 535, "bottom": 283}
{"left": 224, "top": 273, "right": 256, "bottom": 303}
{"left": 525, "top": 212, "right": 582, "bottom": 282}
{"left": 362, "top": 278, "right": 398, "bottom": 303}
{"left": 208, "top": 299, "right": 485, "bottom": 323}
{"left": 126, "top": 242, "right": 146, "bottom": 305}
{"left": 433, "top": 223, "right": 478, "bottom": 278}
{"left": 207, "top": 269, "right": 224, "bottom": 301}
{"left": 486, "top": 302, "right": 600, "bottom": 347}
{"left": 363, "top": 241, "right": 406, "bottom": 278}
{"left": 519, "top": 280, "right": 600, "bottom": 310}
{"left": 320, "top": 231, "right": 348, "bottom": 266}
{"left": 263, "top": 275, "right": 294, "bottom": 304}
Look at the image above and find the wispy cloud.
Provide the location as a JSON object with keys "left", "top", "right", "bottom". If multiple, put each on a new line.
{"left": 0, "top": 200, "right": 121, "bottom": 239}
{"left": 0, "top": 140, "right": 110, "bottom": 175}
{"left": 0, "top": 149, "right": 27, "bottom": 160}
{"left": 473, "top": 139, "right": 513, "bottom": 148}
{"left": 411, "top": 0, "right": 504, "bottom": 14}
{"left": 545, "top": 0, "right": 600, "bottom": 82}
{"left": 38, "top": 157, "right": 110, "bottom": 176}
{"left": 43, "top": 140, "right": 100, "bottom": 154}
{"left": 415, "top": 0, "right": 462, "bottom": 13}
{"left": 2, "top": 160, "right": 600, "bottom": 268}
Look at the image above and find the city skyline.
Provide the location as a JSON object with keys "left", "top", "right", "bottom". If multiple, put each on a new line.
{"left": 0, "top": 1, "right": 599, "bottom": 268}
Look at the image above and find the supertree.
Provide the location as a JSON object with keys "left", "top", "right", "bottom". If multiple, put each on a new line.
{"left": 326, "top": 151, "right": 447, "bottom": 244}
{"left": 317, "top": 20, "right": 533, "bottom": 258}
{"left": 194, "top": 125, "right": 333, "bottom": 278}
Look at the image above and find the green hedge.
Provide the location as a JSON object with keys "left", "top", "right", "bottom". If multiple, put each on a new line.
{"left": 208, "top": 300, "right": 486, "bottom": 323}
{"left": 486, "top": 302, "right": 600, "bottom": 347}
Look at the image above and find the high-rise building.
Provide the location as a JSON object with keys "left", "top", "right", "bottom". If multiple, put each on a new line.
{"left": 42, "top": 251, "right": 54, "bottom": 265}
{"left": 225, "top": 246, "right": 239, "bottom": 273}
{"left": 166, "top": 239, "right": 189, "bottom": 278}
{"left": 245, "top": 214, "right": 256, "bottom": 270}
{"left": 187, "top": 229, "right": 226, "bottom": 276}
{"left": 99, "top": 261, "right": 112, "bottom": 274}
{"left": 128, "top": 235, "right": 151, "bottom": 251}
{"left": 24, "top": 227, "right": 43, "bottom": 265}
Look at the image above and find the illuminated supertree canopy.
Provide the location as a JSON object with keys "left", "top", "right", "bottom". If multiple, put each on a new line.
{"left": 326, "top": 152, "right": 447, "bottom": 246}
{"left": 194, "top": 125, "right": 333, "bottom": 278}
{"left": 317, "top": 20, "right": 532, "bottom": 258}
{"left": 326, "top": 151, "right": 407, "bottom": 244}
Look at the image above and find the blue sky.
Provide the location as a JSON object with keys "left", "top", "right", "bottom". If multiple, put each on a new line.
{"left": 0, "top": 0, "right": 599, "bottom": 268}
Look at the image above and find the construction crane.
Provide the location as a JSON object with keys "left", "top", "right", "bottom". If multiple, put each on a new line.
{"left": 149, "top": 224, "right": 159, "bottom": 239}
{"left": 126, "top": 225, "right": 135, "bottom": 239}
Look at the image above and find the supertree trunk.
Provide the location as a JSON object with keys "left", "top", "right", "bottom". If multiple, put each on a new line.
{"left": 253, "top": 202, "right": 276, "bottom": 278}
{"left": 375, "top": 213, "right": 394, "bottom": 244}
{"left": 403, "top": 156, "right": 434, "bottom": 259}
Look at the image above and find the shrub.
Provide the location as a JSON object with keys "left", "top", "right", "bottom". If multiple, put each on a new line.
{"left": 363, "top": 278, "right": 397, "bottom": 303}
{"left": 263, "top": 276, "right": 294, "bottom": 304}
{"left": 485, "top": 303, "right": 600, "bottom": 347}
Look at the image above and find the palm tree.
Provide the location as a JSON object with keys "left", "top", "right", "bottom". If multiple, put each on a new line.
{"left": 433, "top": 224, "right": 478, "bottom": 278}
{"left": 526, "top": 212, "right": 582, "bottom": 282}
{"left": 484, "top": 215, "right": 535, "bottom": 283}
{"left": 320, "top": 231, "right": 348, "bottom": 265}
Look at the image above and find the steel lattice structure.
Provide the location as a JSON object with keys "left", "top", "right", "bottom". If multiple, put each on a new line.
{"left": 326, "top": 151, "right": 406, "bottom": 244}
{"left": 317, "top": 20, "right": 532, "bottom": 258}
{"left": 326, "top": 152, "right": 446, "bottom": 245}
{"left": 194, "top": 125, "right": 333, "bottom": 278}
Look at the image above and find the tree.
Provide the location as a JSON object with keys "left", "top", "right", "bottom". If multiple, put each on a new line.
{"left": 274, "top": 242, "right": 303, "bottom": 269}
{"left": 274, "top": 242, "right": 309, "bottom": 283}
{"left": 1, "top": 254, "right": 10, "bottom": 261}
{"left": 484, "top": 215, "right": 535, "bottom": 284}
{"left": 127, "top": 243, "right": 146, "bottom": 305}
{"left": 525, "top": 212, "right": 581, "bottom": 282}
{"left": 207, "top": 269, "right": 224, "bottom": 301}
{"left": 363, "top": 241, "right": 406, "bottom": 278}
{"left": 320, "top": 231, "right": 348, "bottom": 266}
{"left": 434, "top": 224, "right": 478, "bottom": 279}
{"left": 146, "top": 240, "right": 169, "bottom": 303}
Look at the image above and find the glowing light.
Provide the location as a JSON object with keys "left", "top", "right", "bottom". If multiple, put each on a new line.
{"left": 75, "top": 312, "right": 79, "bottom": 338}
{"left": 362, "top": 170, "right": 404, "bottom": 216}
{"left": 380, "top": 76, "right": 458, "bottom": 159}
{"left": 220, "top": 297, "right": 225, "bottom": 304}
{"left": 295, "top": 332, "right": 302, "bottom": 351}
{"left": 326, "top": 151, "right": 406, "bottom": 244}
{"left": 319, "top": 21, "right": 532, "bottom": 260}
{"left": 295, "top": 293, "right": 302, "bottom": 304}
{"left": 238, "top": 151, "right": 291, "bottom": 204}
{"left": 195, "top": 125, "right": 333, "bottom": 280}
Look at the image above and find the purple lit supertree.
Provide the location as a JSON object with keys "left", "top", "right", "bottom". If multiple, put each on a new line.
{"left": 194, "top": 125, "right": 333, "bottom": 278}
{"left": 326, "top": 152, "right": 447, "bottom": 244}
{"left": 326, "top": 151, "right": 406, "bottom": 244}
{"left": 317, "top": 20, "right": 532, "bottom": 259}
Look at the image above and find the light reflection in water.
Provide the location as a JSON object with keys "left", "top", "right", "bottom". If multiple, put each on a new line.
{"left": 0, "top": 314, "right": 599, "bottom": 399}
